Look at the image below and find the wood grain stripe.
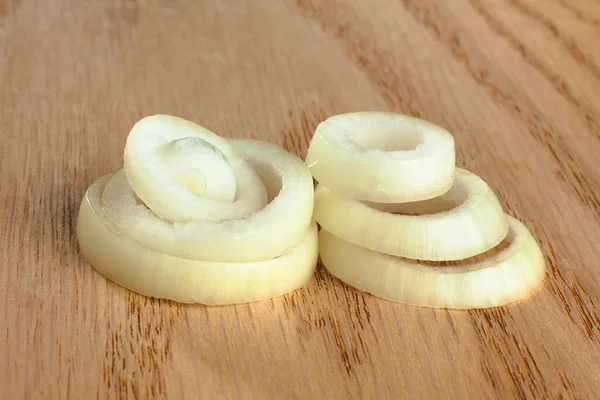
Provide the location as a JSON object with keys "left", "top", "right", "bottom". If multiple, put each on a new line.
{"left": 470, "top": 0, "right": 600, "bottom": 138}
{"left": 507, "top": 0, "right": 600, "bottom": 81}
{"left": 279, "top": 103, "right": 327, "bottom": 159}
{"left": 554, "top": 0, "right": 600, "bottom": 31}
{"left": 469, "top": 308, "right": 550, "bottom": 399}
{"left": 399, "top": 0, "right": 600, "bottom": 218}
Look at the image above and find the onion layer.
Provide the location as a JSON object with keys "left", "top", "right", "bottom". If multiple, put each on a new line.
{"left": 319, "top": 215, "right": 545, "bottom": 309}
{"left": 77, "top": 115, "right": 317, "bottom": 304}
{"left": 102, "top": 138, "right": 314, "bottom": 262}
{"left": 314, "top": 168, "right": 508, "bottom": 261}
{"left": 305, "top": 112, "right": 456, "bottom": 203}
{"left": 124, "top": 115, "right": 268, "bottom": 222}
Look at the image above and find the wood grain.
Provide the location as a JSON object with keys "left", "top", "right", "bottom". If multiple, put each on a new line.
{"left": 1, "top": 0, "right": 599, "bottom": 398}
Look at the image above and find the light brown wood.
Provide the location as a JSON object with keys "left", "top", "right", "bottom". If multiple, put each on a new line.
{"left": 1, "top": 0, "right": 600, "bottom": 398}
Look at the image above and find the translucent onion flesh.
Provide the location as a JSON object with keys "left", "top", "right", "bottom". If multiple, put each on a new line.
{"left": 77, "top": 115, "right": 317, "bottom": 304}
{"left": 124, "top": 114, "right": 268, "bottom": 223}
{"left": 319, "top": 215, "right": 545, "bottom": 309}
{"left": 314, "top": 168, "right": 508, "bottom": 261}
{"left": 78, "top": 175, "right": 319, "bottom": 304}
{"left": 305, "top": 112, "right": 456, "bottom": 203}
{"left": 102, "top": 138, "right": 315, "bottom": 262}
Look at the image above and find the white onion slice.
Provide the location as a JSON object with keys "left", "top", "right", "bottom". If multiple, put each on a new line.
{"left": 305, "top": 112, "right": 455, "bottom": 203}
{"left": 319, "top": 215, "right": 546, "bottom": 309}
{"left": 79, "top": 175, "right": 318, "bottom": 305}
{"left": 77, "top": 115, "right": 318, "bottom": 304}
{"left": 124, "top": 114, "right": 267, "bottom": 222}
{"left": 101, "top": 139, "right": 315, "bottom": 262}
{"left": 314, "top": 168, "right": 508, "bottom": 261}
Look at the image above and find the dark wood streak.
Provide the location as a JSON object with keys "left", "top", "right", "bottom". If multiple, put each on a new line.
{"left": 445, "top": 311, "right": 460, "bottom": 341}
{"left": 554, "top": 0, "right": 600, "bottom": 31}
{"left": 468, "top": 308, "right": 551, "bottom": 399}
{"left": 328, "top": 280, "right": 372, "bottom": 375}
{"left": 327, "top": 314, "right": 353, "bottom": 375}
{"left": 280, "top": 104, "right": 327, "bottom": 159}
{"left": 557, "top": 370, "right": 576, "bottom": 393}
{"left": 546, "top": 241, "right": 599, "bottom": 376}
{"left": 481, "top": 358, "right": 498, "bottom": 390}
{"left": 340, "top": 285, "right": 369, "bottom": 355}
{"left": 470, "top": 0, "right": 600, "bottom": 138}
{"left": 103, "top": 294, "right": 179, "bottom": 398}
{"left": 540, "top": 233, "right": 600, "bottom": 341}
{"left": 506, "top": 0, "right": 600, "bottom": 82}
{"left": 283, "top": 262, "right": 371, "bottom": 375}
{"left": 104, "top": 0, "right": 140, "bottom": 45}
{"left": 0, "top": 0, "right": 16, "bottom": 17}
{"left": 277, "top": 100, "right": 373, "bottom": 375}
{"left": 399, "top": 0, "right": 600, "bottom": 219}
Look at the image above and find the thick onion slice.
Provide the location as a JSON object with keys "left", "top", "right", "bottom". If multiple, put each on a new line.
{"left": 101, "top": 138, "right": 314, "bottom": 262}
{"left": 319, "top": 215, "right": 546, "bottom": 309}
{"left": 77, "top": 114, "right": 318, "bottom": 304}
{"left": 314, "top": 168, "right": 508, "bottom": 261}
{"left": 305, "top": 112, "right": 455, "bottom": 203}
{"left": 124, "top": 114, "right": 268, "bottom": 222}
{"left": 78, "top": 175, "right": 319, "bottom": 305}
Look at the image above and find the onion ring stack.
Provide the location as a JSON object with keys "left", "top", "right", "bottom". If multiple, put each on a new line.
{"left": 307, "top": 112, "right": 545, "bottom": 309}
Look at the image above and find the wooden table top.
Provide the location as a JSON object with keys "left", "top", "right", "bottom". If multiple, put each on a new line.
{"left": 2, "top": 0, "right": 600, "bottom": 398}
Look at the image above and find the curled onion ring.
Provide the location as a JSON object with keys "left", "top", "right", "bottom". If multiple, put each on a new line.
{"left": 77, "top": 115, "right": 318, "bottom": 304}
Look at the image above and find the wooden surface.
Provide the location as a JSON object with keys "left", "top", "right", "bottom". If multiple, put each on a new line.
{"left": 1, "top": 0, "right": 600, "bottom": 398}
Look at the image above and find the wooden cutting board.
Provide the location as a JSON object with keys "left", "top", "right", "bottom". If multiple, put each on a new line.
{"left": 1, "top": 0, "right": 599, "bottom": 398}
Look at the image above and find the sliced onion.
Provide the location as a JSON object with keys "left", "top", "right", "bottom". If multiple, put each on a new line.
{"left": 314, "top": 168, "right": 508, "bottom": 261}
{"left": 307, "top": 111, "right": 546, "bottom": 309}
{"left": 305, "top": 112, "right": 455, "bottom": 203}
{"left": 102, "top": 138, "right": 314, "bottom": 262}
{"left": 319, "top": 215, "right": 545, "bottom": 309}
{"left": 79, "top": 175, "right": 318, "bottom": 305}
{"left": 124, "top": 114, "right": 268, "bottom": 222}
{"left": 77, "top": 115, "right": 317, "bottom": 304}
